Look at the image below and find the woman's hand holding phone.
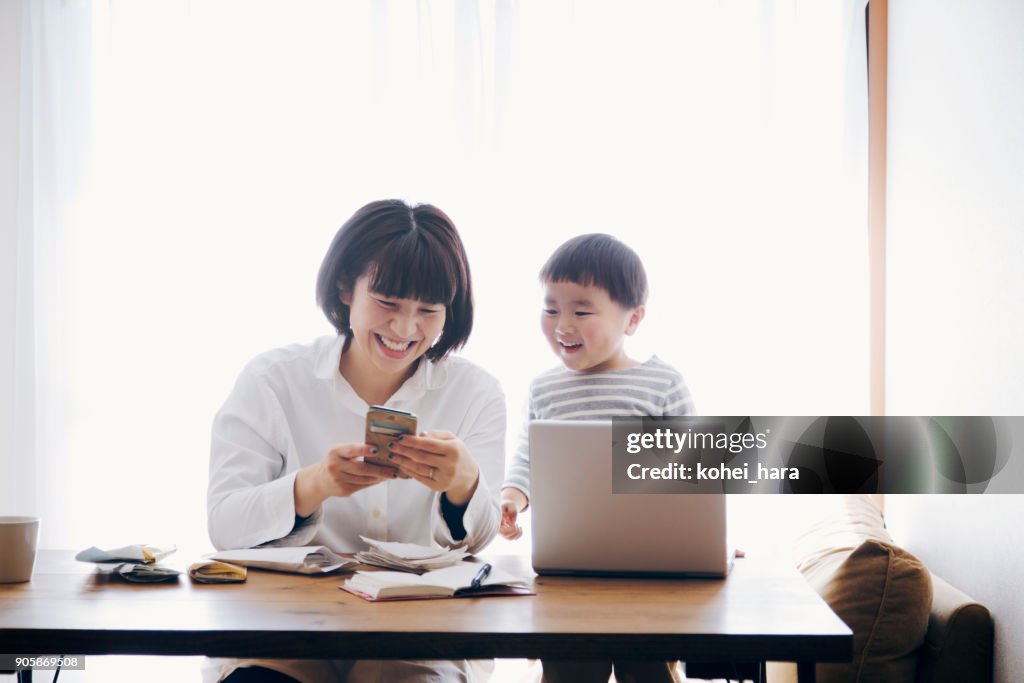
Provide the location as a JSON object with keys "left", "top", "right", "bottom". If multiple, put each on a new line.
{"left": 385, "top": 430, "right": 480, "bottom": 505}
{"left": 293, "top": 409, "right": 480, "bottom": 516}
{"left": 293, "top": 444, "right": 390, "bottom": 517}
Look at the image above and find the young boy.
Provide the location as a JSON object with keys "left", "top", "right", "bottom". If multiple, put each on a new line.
{"left": 501, "top": 233, "right": 693, "bottom": 683}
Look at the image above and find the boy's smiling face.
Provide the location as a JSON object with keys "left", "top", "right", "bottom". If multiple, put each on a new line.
{"left": 541, "top": 280, "right": 644, "bottom": 373}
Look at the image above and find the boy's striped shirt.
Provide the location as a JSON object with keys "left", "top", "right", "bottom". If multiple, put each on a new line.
{"left": 503, "top": 356, "right": 694, "bottom": 499}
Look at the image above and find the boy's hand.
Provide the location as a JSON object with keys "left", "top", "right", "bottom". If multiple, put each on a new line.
{"left": 500, "top": 488, "right": 528, "bottom": 540}
{"left": 500, "top": 501, "right": 522, "bottom": 540}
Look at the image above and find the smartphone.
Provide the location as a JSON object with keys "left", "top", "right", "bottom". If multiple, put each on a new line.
{"left": 364, "top": 406, "right": 418, "bottom": 478}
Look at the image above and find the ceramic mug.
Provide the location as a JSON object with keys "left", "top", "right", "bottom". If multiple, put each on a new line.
{"left": 0, "top": 516, "right": 40, "bottom": 583}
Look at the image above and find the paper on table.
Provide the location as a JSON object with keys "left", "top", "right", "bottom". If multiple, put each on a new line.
{"left": 75, "top": 545, "right": 176, "bottom": 563}
{"left": 359, "top": 537, "right": 464, "bottom": 560}
{"left": 207, "top": 546, "right": 355, "bottom": 574}
{"left": 355, "top": 536, "right": 469, "bottom": 573}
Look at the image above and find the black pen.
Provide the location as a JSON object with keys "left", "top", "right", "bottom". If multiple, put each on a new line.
{"left": 471, "top": 563, "right": 492, "bottom": 590}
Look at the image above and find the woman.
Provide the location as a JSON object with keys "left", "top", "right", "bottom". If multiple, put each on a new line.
{"left": 206, "top": 199, "right": 505, "bottom": 683}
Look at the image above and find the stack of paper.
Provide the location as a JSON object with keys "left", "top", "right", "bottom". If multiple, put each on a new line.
{"left": 206, "top": 546, "right": 355, "bottom": 574}
{"left": 76, "top": 544, "right": 181, "bottom": 583}
{"left": 356, "top": 536, "right": 469, "bottom": 573}
{"left": 85, "top": 562, "right": 181, "bottom": 583}
{"left": 76, "top": 544, "right": 176, "bottom": 563}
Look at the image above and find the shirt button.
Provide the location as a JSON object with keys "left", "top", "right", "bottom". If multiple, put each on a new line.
{"left": 372, "top": 508, "right": 382, "bottom": 519}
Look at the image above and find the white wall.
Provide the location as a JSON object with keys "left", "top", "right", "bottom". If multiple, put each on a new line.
{"left": 885, "top": 496, "right": 1022, "bottom": 681}
{"left": 887, "top": 0, "right": 1024, "bottom": 414}
{"left": 886, "top": 2, "right": 1024, "bottom": 681}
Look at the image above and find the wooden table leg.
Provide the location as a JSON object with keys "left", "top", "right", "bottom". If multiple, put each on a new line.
{"left": 796, "top": 661, "right": 816, "bottom": 683}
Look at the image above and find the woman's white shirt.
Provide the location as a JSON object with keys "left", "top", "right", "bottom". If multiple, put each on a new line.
{"left": 207, "top": 334, "right": 505, "bottom": 555}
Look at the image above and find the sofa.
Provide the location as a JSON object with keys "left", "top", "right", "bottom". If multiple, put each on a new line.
{"left": 769, "top": 495, "right": 992, "bottom": 683}
{"left": 687, "top": 495, "right": 993, "bottom": 683}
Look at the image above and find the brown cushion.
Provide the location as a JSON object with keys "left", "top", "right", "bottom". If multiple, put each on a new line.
{"left": 793, "top": 496, "right": 932, "bottom": 683}
{"left": 809, "top": 539, "right": 932, "bottom": 683}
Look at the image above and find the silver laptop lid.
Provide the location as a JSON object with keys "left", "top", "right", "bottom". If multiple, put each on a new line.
{"left": 530, "top": 420, "right": 731, "bottom": 577}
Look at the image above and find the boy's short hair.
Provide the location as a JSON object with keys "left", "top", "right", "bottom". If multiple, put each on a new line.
{"left": 315, "top": 199, "right": 473, "bottom": 361}
{"left": 540, "top": 233, "right": 648, "bottom": 308}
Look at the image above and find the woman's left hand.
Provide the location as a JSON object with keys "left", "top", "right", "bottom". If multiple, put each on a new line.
{"left": 386, "top": 430, "right": 480, "bottom": 505}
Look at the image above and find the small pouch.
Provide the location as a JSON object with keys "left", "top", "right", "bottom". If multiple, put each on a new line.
{"left": 189, "top": 560, "right": 247, "bottom": 583}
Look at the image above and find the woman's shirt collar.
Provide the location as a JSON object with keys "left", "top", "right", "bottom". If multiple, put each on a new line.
{"left": 313, "top": 334, "right": 449, "bottom": 405}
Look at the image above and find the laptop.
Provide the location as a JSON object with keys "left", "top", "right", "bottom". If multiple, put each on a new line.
{"left": 529, "top": 420, "right": 732, "bottom": 577}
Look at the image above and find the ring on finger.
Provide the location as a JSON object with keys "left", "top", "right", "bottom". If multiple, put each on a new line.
{"left": 429, "top": 467, "right": 436, "bottom": 480}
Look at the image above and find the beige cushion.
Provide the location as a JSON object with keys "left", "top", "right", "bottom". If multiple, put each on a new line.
{"left": 769, "top": 495, "right": 932, "bottom": 683}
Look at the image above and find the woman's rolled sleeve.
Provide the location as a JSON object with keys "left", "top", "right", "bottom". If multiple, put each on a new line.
{"left": 431, "top": 380, "right": 505, "bottom": 554}
{"left": 207, "top": 368, "right": 313, "bottom": 550}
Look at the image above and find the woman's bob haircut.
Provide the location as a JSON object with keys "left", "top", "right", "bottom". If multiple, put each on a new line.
{"left": 316, "top": 199, "right": 474, "bottom": 361}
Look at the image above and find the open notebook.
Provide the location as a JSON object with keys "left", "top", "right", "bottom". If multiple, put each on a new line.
{"left": 341, "top": 562, "right": 533, "bottom": 601}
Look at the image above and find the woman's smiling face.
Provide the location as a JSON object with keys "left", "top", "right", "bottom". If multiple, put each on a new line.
{"left": 343, "top": 275, "right": 447, "bottom": 380}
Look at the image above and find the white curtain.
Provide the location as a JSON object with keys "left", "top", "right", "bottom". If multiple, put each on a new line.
{"left": 2, "top": 0, "right": 868, "bottom": 560}
{"left": 1, "top": 0, "right": 92, "bottom": 539}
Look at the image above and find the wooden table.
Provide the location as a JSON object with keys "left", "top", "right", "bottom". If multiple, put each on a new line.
{"left": 0, "top": 551, "right": 851, "bottom": 682}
